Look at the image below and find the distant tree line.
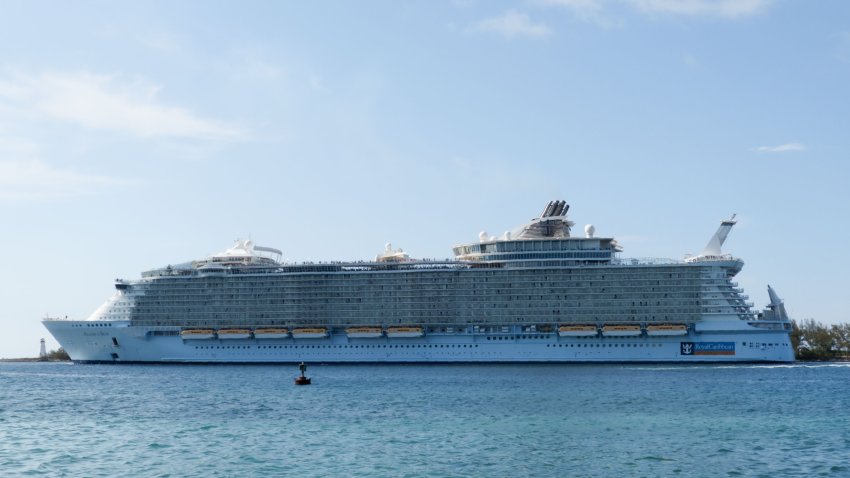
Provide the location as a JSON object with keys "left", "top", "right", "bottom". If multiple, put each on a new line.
{"left": 791, "top": 319, "right": 850, "bottom": 361}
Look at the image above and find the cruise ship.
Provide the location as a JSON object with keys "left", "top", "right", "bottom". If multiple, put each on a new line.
{"left": 43, "top": 201, "right": 794, "bottom": 363}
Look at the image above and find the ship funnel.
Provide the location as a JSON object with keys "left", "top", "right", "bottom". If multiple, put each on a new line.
{"left": 699, "top": 214, "right": 736, "bottom": 257}
{"left": 767, "top": 285, "right": 789, "bottom": 321}
{"left": 541, "top": 201, "right": 555, "bottom": 218}
{"left": 552, "top": 200, "right": 565, "bottom": 217}
{"left": 540, "top": 200, "right": 569, "bottom": 218}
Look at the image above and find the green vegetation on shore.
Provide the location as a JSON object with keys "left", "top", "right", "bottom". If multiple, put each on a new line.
{"left": 791, "top": 319, "right": 850, "bottom": 361}
{"left": 0, "top": 347, "right": 71, "bottom": 362}
{"left": 45, "top": 347, "right": 71, "bottom": 361}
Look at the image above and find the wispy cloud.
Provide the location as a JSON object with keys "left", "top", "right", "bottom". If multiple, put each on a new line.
{"left": 0, "top": 158, "right": 124, "bottom": 202}
{"left": 0, "top": 137, "right": 40, "bottom": 157}
{"left": 626, "top": 0, "right": 771, "bottom": 18}
{"left": 218, "top": 50, "right": 284, "bottom": 82}
{"left": 537, "top": 0, "right": 771, "bottom": 22}
{"left": 0, "top": 70, "right": 245, "bottom": 140}
{"left": 534, "top": 0, "right": 616, "bottom": 26}
{"left": 469, "top": 10, "right": 552, "bottom": 39}
{"left": 534, "top": 0, "right": 605, "bottom": 16}
{"left": 536, "top": 0, "right": 605, "bottom": 11}
{"left": 137, "top": 30, "right": 182, "bottom": 53}
{"left": 751, "top": 143, "right": 806, "bottom": 153}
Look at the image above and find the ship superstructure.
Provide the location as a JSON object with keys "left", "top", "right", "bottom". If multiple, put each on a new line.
{"left": 43, "top": 201, "right": 794, "bottom": 363}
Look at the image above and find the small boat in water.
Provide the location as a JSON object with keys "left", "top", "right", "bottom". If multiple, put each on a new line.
{"left": 558, "top": 325, "right": 598, "bottom": 337}
{"left": 386, "top": 326, "right": 424, "bottom": 338}
{"left": 180, "top": 329, "right": 216, "bottom": 340}
{"left": 346, "top": 326, "right": 383, "bottom": 338}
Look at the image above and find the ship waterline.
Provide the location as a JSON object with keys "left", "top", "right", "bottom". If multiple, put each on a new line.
{"left": 43, "top": 201, "right": 794, "bottom": 363}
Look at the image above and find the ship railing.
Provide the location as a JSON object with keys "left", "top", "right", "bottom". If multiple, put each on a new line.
{"left": 610, "top": 258, "right": 683, "bottom": 266}
{"left": 684, "top": 254, "right": 740, "bottom": 263}
{"left": 150, "top": 259, "right": 475, "bottom": 276}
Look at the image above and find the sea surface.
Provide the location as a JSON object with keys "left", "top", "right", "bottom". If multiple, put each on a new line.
{"left": 1, "top": 362, "right": 849, "bottom": 477}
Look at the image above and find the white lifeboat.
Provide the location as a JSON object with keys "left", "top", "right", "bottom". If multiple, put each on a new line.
{"left": 291, "top": 327, "right": 328, "bottom": 339}
{"left": 346, "top": 327, "right": 384, "bottom": 338}
{"left": 218, "top": 329, "right": 252, "bottom": 339}
{"left": 387, "top": 326, "right": 424, "bottom": 338}
{"left": 180, "top": 329, "right": 216, "bottom": 340}
{"left": 601, "top": 325, "right": 642, "bottom": 337}
{"left": 558, "top": 325, "right": 598, "bottom": 337}
{"left": 254, "top": 328, "right": 290, "bottom": 339}
{"left": 646, "top": 324, "right": 688, "bottom": 336}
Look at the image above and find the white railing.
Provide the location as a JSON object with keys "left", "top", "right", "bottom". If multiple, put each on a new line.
{"left": 611, "top": 258, "right": 683, "bottom": 266}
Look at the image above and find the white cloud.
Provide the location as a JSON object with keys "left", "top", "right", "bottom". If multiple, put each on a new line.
{"left": 0, "top": 70, "right": 244, "bottom": 140}
{"left": 0, "top": 158, "right": 123, "bottom": 202}
{"left": 626, "top": 0, "right": 771, "bottom": 18}
{"left": 751, "top": 143, "right": 806, "bottom": 153}
{"left": 470, "top": 10, "right": 552, "bottom": 39}
{"left": 536, "top": 0, "right": 771, "bottom": 21}
{"left": 536, "top": 0, "right": 604, "bottom": 9}
{"left": 534, "top": 0, "right": 616, "bottom": 26}
{"left": 0, "top": 137, "right": 40, "bottom": 157}
{"left": 137, "top": 30, "right": 182, "bottom": 53}
{"left": 236, "top": 55, "right": 284, "bottom": 82}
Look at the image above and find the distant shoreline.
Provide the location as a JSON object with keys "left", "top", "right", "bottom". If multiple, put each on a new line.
{"left": 0, "top": 358, "right": 71, "bottom": 363}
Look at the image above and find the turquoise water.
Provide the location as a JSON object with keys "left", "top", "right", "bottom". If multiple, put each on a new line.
{"left": 1, "top": 363, "right": 849, "bottom": 477}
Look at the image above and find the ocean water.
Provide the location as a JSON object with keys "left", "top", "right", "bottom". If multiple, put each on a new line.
{"left": 1, "top": 363, "right": 849, "bottom": 477}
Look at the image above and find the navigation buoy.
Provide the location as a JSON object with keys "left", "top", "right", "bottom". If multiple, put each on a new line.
{"left": 295, "top": 361, "right": 311, "bottom": 385}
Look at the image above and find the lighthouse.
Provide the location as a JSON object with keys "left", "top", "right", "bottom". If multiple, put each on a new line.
{"left": 39, "top": 338, "right": 47, "bottom": 361}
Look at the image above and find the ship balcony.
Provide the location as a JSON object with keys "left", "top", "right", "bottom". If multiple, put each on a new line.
{"left": 729, "top": 299, "right": 753, "bottom": 307}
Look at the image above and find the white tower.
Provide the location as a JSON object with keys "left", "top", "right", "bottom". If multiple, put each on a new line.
{"left": 39, "top": 338, "right": 47, "bottom": 361}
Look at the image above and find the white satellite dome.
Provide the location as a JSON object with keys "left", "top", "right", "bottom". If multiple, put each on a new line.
{"left": 584, "top": 224, "right": 596, "bottom": 238}
{"left": 479, "top": 231, "right": 488, "bottom": 242}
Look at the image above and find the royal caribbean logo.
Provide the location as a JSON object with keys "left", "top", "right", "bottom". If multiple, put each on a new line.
{"left": 681, "top": 342, "right": 735, "bottom": 356}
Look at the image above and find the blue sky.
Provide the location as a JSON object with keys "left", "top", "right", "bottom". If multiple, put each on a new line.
{"left": 1, "top": 0, "right": 847, "bottom": 357}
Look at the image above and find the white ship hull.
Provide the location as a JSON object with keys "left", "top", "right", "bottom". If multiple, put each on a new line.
{"left": 291, "top": 333, "right": 327, "bottom": 339}
{"left": 602, "top": 330, "right": 642, "bottom": 337}
{"left": 386, "top": 332, "right": 424, "bottom": 338}
{"left": 180, "top": 333, "right": 215, "bottom": 340}
{"left": 646, "top": 330, "right": 689, "bottom": 336}
{"left": 254, "top": 333, "right": 290, "bottom": 339}
{"left": 219, "top": 333, "right": 252, "bottom": 340}
{"left": 43, "top": 320, "right": 795, "bottom": 363}
{"left": 558, "top": 331, "right": 598, "bottom": 337}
